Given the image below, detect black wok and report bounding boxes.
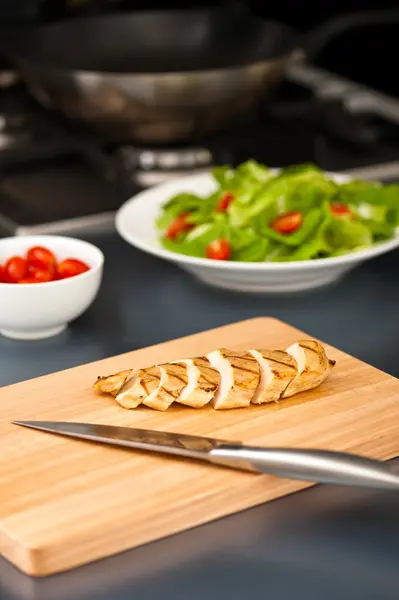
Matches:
[2,6,398,144]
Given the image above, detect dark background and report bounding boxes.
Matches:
[0,0,398,27]
[0,0,398,96]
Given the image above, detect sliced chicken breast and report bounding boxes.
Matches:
[115,368,158,409]
[207,348,260,409]
[249,349,297,404]
[93,369,134,397]
[144,362,189,411]
[116,363,189,411]
[174,357,220,408]
[282,340,335,398]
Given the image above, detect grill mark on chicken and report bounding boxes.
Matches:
[207,349,260,409]
[174,357,220,407]
[226,354,259,366]
[299,341,319,353]
[194,357,220,387]
[267,357,297,368]
[282,340,334,398]
[249,349,297,405]
[142,363,190,410]
[93,369,134,397]
[141,379,150,396]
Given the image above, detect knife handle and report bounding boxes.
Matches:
[209,445,399,491]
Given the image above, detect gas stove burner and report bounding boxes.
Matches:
[115,145,213,186]
[0,113,32,151]
[0,69,20,90]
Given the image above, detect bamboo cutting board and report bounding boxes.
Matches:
[1,317,399,577]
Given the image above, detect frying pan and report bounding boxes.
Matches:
[1,6,398,144]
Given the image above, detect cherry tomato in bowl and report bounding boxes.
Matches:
[0,245,91,285]
[4,256,27,283]
[27,246,56,269]
[57,258,90,279]
[0,235,104,340]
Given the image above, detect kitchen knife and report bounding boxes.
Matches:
[12,420,399,491]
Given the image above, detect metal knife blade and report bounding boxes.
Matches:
[12,420,233,460]
[12,420,399,490]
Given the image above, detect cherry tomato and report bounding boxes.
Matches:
[0,263,5,283]
[330,203,351,218]
[5,256,27,283]
[206,239,231,261]
[26,246,56,268]
[216,191,235,212]
[270,211,303,235]
[57,258,90,279]
[29,267,55,283]
[166,212,194,240]
[27,261,57,281]
[18,277,37,284]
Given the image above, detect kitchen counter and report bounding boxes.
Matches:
[1,232,398,600]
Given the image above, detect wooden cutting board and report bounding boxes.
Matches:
[1,317,399,577]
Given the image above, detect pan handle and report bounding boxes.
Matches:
[302,9,399,62]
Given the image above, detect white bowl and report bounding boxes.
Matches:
[0,235,104,340]
[115,171,399,294]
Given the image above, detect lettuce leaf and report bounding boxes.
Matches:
[326,219,373,251]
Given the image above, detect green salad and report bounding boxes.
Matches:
[156,161,399,262]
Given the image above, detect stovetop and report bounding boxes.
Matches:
[2,62,399,235]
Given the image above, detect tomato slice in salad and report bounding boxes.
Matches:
[330,203,351,218]
[270,211,303,235]
[206,239,231,260]
[216,191,235,212]
[166,212,194,240]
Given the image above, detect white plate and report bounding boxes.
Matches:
[115,171,399,293]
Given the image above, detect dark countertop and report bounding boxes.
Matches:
[1,232,399,600]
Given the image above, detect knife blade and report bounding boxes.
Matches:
[12,420,399,491]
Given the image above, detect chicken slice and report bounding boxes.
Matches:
[174,357,220,408]
[249,349,297,404]
[93,369,134,397]
[115,363,189,411]
[115,368,157,409]
[145,362,189,411]
[207,348,260,409]
[282,340,336,398]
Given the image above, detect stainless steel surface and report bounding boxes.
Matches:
[12,420,399,490]
[3,8,298,144]
[117,145,214,187]
[287,63,399,126]
[16,55,288,143]
[12,420,228,459]
[342,161,399,181]
[4,211,116,237]
[117,146,213,172]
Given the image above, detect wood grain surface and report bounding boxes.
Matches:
[1,317,398,577]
